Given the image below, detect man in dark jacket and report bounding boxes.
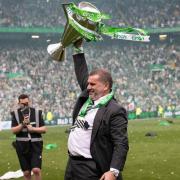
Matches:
[65,40,129,180]
[11,94,46,180]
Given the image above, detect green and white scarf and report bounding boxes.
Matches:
[79,91,114,118]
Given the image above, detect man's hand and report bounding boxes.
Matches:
[73,38,83,48]
[22,117,30,126]
[100,171,116,180]
[26,124,34,133]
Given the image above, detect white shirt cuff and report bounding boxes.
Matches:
[73,46,84,55]
[110,168,119,177]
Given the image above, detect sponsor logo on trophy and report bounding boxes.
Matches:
[47,2,150,62]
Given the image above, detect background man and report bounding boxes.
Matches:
[11,94,46,180]
[64,40,129,180]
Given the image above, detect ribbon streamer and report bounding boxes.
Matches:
[100,25,150,42]
[68,3,111,22]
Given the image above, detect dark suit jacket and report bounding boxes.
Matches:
[72,53,129,175]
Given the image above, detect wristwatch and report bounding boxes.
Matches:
[110,169,119,177]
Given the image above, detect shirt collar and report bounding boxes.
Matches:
[94,93,111,106]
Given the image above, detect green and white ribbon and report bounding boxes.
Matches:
[67,3,111,22]
[113,33,150,42]
[65,3,150,42]
[100,25,150,42]
[66,5,103,41]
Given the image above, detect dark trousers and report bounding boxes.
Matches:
[64,157,101,180]
[64,157,123,180]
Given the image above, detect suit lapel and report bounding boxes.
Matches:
[72,90,89,123]
[90,106,106,146]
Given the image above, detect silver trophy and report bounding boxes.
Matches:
[47,2,101,61]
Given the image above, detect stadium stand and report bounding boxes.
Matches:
[0,0,179,28]
[0,42,179,121]
[0,0,180,122]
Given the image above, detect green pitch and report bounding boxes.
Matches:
[0,118,180,180]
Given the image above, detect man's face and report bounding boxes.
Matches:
[87,74,109,101]
[19,98,29,108]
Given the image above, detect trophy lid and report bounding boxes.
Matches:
[78,2,100,13]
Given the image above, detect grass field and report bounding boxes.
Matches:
[1,118,180,180]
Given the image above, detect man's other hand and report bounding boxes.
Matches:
[100,171,116,180]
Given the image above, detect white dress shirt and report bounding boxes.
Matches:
[68,95,108,158]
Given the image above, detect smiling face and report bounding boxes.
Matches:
[87,74,109,101]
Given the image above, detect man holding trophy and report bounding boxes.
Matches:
[47,2,149,179]
[56,2,129,180]
[64,38,129,180]
[11,94,46,180]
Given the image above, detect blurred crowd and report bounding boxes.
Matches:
[113,0,180,28]
[0,42,179,121]
[0,0,180,28]
[0,0,64,27]
[0,0,180,121]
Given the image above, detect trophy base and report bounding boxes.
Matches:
[47,42,66,61]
